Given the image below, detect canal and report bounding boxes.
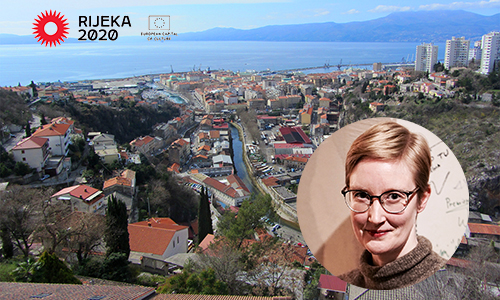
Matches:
[230,124,254,194]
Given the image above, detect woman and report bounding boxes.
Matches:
[338,121,447,290]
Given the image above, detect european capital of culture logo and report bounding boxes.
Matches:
[143,15,177,41]
[149,15,170,30]
[33,10,69,47]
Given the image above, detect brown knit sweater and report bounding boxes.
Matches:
[338,236,447,290]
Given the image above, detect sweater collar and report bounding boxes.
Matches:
[359,235,432,280]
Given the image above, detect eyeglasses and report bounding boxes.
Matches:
[341,187,419,214]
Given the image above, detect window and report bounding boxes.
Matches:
[21,150,25,154]
[22,157,26,161]
[177,236,179,243]
[173,240,175,248]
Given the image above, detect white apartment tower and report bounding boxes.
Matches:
[480,31,500,74]
[444,37,470,69]
[415,43,438,73]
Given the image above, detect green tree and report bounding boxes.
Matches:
[100,252,135,283]
[157,268,228,295]
[25,121,31,138]
[13,161,32,176]
[104,196,130,258]
[0,225,14,259]
[217,193,274,248]
[198,186,213,243]
[10,258,38,282]
[40,113,47,125]
[31,251,81,284]
[28,81,37,98]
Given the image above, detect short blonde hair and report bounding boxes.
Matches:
[345,121,431,200]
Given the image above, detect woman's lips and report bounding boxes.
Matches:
[366,230,390,238]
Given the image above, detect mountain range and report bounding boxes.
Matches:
[1,10,499,44]
[176,10,500,42]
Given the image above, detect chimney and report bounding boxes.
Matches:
[147,222,151,227]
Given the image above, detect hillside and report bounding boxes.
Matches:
[175,10,499,42]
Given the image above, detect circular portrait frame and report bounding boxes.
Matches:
[297,117,469,280]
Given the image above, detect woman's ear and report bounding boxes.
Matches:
[417,184,431,213]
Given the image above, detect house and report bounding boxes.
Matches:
[91,133,116,149]
[32,123,71,156]
[51,184,105,213]
[11,136,50,172]
[202,175,251,207]
[103,169,136,211]
[212,154,233,167]
[283,156,308,170]
[319,97,331,108]
[369,102,386,112]
[169,138,190,165]
[130,135,164,155]
[128,218,189,274]
[318,274,347,300]
[300,105,313,125]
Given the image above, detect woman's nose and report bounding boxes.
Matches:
[367,198,386,224]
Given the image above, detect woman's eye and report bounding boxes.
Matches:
[386,192,404,201]
[354,192,369,199]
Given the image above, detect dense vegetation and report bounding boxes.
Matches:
[61,102,180,144]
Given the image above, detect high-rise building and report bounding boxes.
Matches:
[415,43,438,73]
[444,37,470,69]
[469,40,482,64]
[480,31,500,74]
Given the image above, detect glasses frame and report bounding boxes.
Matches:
[341,187,419,214]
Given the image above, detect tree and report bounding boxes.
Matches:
[100,252,135,283]
[10,258,38,282]
[40,112,47,125]
[35,197,71,254]
[31,251,81,284]
[28,81,37,98]
[13,161,32,176]
[217,193,274,248]
[104,196,130,258]
[198,186,213,243]
[66,212,105,265]
[0,186,48,258]
[25,121,31,137]
[157,268,228,295]
[194,239,247,294]
[0,225,14,259]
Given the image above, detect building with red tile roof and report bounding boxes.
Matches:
[32,123,71,156]
[0,282,155,300]
[51,184,105,213]
[318,274,348,297]
[202,175,251,207]
[128,218,189,269]
[103,169,136,211]
[468,222,500,242]
[11,136,50,172]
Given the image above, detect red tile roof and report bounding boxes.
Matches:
[128,220,187,256]
[32,123,70,137]
[0,282,155,300]
[52,184,100,200]
[153,294,286,300]
[318,274,347,293]
[103,177,132,190]
[468,223,500,236]
[12,136,48,150]
[198,234,215,251]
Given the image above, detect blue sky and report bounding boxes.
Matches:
[2,0,500,37]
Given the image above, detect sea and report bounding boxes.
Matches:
[0,41,446,87]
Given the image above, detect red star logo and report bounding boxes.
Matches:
[33,10,69,47]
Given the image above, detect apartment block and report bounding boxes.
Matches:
[480,31,500,74]
[415,43,438,73]
[444,37,470,69]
